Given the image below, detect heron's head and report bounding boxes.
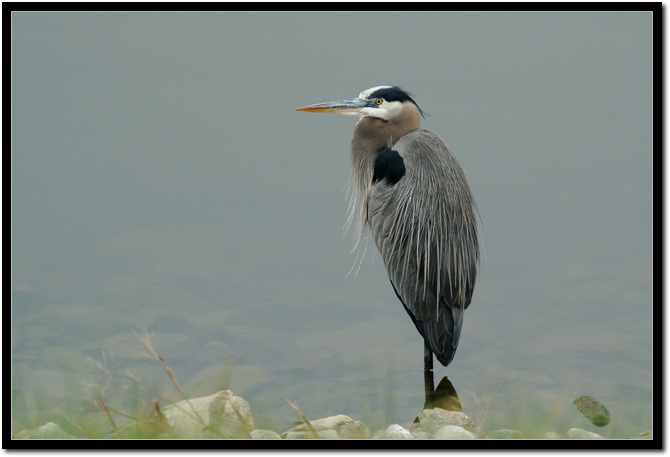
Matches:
[296,86,424,122]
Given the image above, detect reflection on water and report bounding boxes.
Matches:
[422,375,462,413]
[413,374,463,427]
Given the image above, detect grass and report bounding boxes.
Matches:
[13,331,309,439]
[11,332,651,440]
[13,331,212,439]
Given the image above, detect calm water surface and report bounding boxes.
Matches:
[11,11,653,437]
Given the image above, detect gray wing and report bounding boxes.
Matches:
[367,129,479,367]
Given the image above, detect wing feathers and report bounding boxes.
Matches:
[366,129,479,367]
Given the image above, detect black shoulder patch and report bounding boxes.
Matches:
[373,147,406,185]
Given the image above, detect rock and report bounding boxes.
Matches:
[15,422,75,439]
[413,431,431,440]
[544,431,562,439]
[487,428,523,439]
[281,414,369,439]
[566,428,604,439]
[637,431,653,439]
[432,425,475,440]
[250,429,281,439]
[284,429,340,439]
[417,408,478,435]
[372,424,414,439]
[161,390,254,438]
[573,395,610,427]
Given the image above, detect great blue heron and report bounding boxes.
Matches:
[297,86,480,376]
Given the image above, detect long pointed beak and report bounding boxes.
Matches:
[296,98,369,115]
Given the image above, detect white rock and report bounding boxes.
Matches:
[432,425,475,440]
[566,428,604,439]
[544,431,562,439]
[250,429,281,439]
[281,414,369,439]
[372,424,414,439]
[161,390,254,438]
[417,408,477,435]
[15,422,74,439]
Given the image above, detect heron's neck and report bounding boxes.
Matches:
[354,105,422,151]
[347,104,421,242]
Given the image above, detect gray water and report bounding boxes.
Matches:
[11,11,653,438]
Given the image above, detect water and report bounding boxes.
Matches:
[11,11,653,438]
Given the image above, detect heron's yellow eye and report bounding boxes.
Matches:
[375,98,383,105]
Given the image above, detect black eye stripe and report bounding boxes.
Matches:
[366,86,423,117]
[368,87,413,103]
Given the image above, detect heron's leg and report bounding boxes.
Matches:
[423,341,434,405]
[424,340,433,372]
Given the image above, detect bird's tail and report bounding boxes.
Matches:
[431,306,464,367]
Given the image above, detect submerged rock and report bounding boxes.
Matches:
[573,395,610,427]
[284,429,340,439]
[487,429,523,439]
[281,414,370,439]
